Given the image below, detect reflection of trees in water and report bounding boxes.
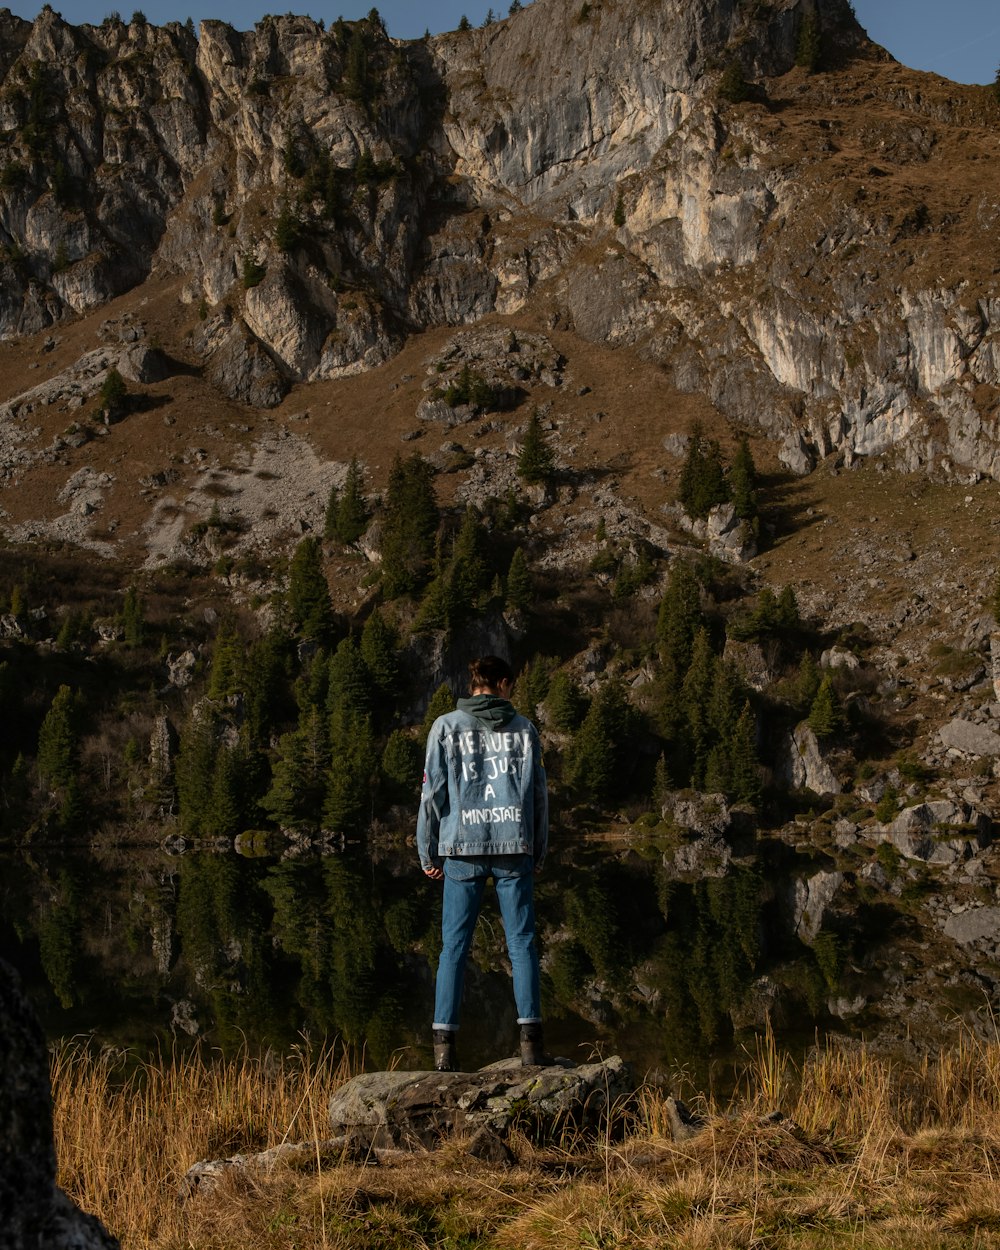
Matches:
[5,846,774,1070]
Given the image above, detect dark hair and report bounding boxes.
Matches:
[468,655,513,692]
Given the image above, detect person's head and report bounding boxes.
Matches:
[468,655,514,697]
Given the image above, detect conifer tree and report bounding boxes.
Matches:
[505,546,533,613]
[344,26,370,102]
[380,454,439,598]
[287,537,335,644]
[546,670,587,732]
[729,702,762,807]
[728,435,759,529]
[568,680,636,805]
[718,59,750,104]
[678,423,729,519]
[208,625,243,701]
[360,609,400,702]
[422,683,455,735]
[326,457,370,544]
[121,584,144,647]
[681,628,715,788]
[709,657,743,736]
[808,674,843,739]
[261,706,328,830]
[175,702,221,835]
[380,729,422,801]
[324,707,377,831]
[205,744,247,837]
[37,685,81,789]
[518,408,555,485]
[512,655,550,725]
[776,584,801,631]
[795,650,821,712]
[327,635,373,717]
[449,507,490,608]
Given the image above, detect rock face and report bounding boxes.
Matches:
[779,723,844,796]
[1,1,999,477]
[326,1055,633,1150]
[0,959,119,1250]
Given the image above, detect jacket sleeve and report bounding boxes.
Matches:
[416,721,449,871]
[531,728,549,869]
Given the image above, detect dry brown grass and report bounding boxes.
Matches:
[52,1026,1000,1250]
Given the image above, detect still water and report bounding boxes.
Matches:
[0,831,796,1080]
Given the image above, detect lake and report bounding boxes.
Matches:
[0,829,810,1084]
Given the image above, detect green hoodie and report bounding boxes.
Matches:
[455,694,517,730]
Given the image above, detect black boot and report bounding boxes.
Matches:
[519,1023,550,1067]
[433,1029,457,1072]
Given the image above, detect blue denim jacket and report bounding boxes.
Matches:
[416,707,548,870]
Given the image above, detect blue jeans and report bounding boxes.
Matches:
[433,855,541,1031]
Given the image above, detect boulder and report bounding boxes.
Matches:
[326,1055,633,1151]
[939,718,1000,757]
[943,907,1000,954]
[0,959,119,1250]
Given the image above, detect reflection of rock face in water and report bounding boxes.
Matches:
[0,959,119,1250]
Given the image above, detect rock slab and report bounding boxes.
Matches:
[327,1055,633,1150]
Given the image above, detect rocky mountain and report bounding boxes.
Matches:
[0,0,997,479]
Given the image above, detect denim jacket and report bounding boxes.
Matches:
[416,705,548,871]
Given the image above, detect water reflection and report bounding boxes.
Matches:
[0,833,813,1078]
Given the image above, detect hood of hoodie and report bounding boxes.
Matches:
[456,694,518,729]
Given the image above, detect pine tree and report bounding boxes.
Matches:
[808,674,843,739]
[728,435,759,527]
[681,628,715,788]
[568,680,636,805]
[718,59,750,104]
[380,729,422,801]
[512,655,550,724]
[795,651,821,712]
[449,507,491,609]
[37,685,81,789]
[518,408,555,485]
[656,561,703,679]
[344,26,370,103]
[175,702,221,835]
[121,584,144,647]
[458,14,471,31]
[729,702,762,807]
[546,670,587,732]
[327,457,370,544]
[380,454,439,598]
[287,537,335,644]
[327,635,373,717]
[776,584,801,631]
[360,609,400,702]
[678,423,729,519]
[422,683,455,735]
[261,706,328,830]
[97,367,128,421]
[208,625,243,700]
[324,707,377,831]
[502,547,531,614]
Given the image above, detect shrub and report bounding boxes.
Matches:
[718,59,751,104]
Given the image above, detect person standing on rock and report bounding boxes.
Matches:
[417,655,549,1072]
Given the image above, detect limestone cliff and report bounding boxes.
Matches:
[0,0,998,478]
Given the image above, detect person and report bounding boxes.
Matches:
[417,655,549,1072]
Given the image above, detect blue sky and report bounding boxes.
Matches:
[8,0,999,86]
